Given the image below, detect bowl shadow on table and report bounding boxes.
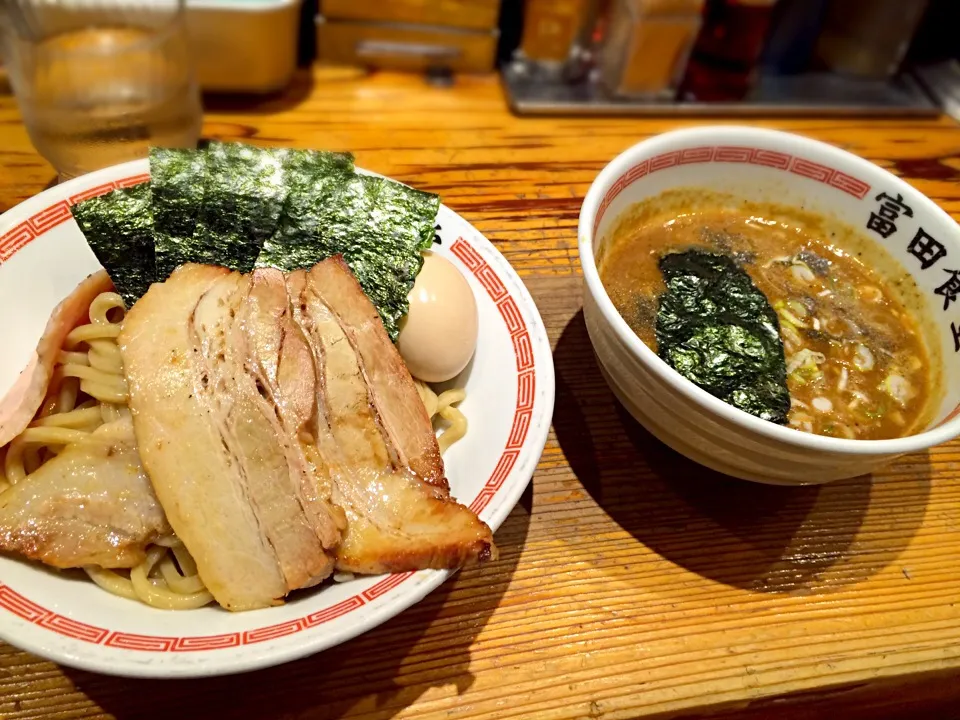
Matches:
[64,491,531,720]
[553,310,931,595]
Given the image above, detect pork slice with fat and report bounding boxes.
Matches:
[120,264,288,610]
[305,257,447,490]
[192,271,338,591]
[0,270,114,447]
[0,417,170,569]
[291,260,495,575]
[243,268,345,551]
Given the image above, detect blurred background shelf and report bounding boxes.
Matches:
[502,61,941,117]
[23,0,948,117]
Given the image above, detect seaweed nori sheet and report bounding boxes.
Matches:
[351,177,440,340]
[256,148,355,270]
[70,183,155,307]
[257,171,439,340]
[656,250,791,424]
[72,142,440,337]
[150,147,206,279]
[191,142,289,273]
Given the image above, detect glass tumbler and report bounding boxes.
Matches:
[1,0,202,180]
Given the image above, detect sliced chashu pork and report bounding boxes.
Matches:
[0,416,170,568]
[0,270,113,447]
[289,258,495,574]
[192,270,339,588]
[241,268,346,547]
[120,264,340,611]
[305,258,447,490]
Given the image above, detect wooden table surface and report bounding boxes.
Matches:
[2,68,960,720]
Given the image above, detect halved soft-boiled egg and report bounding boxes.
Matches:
[397,252,478,383]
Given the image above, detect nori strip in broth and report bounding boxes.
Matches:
[71,183,155,308]
[150,147,206,278]
[191,142,288,272]
[656,250,791,424]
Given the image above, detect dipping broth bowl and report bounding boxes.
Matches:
[578,126,960,485]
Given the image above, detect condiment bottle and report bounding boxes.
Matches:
[760,0,829,75]
[518,0,595,63]
[815,0,929,80]
[680,0,780,101]
[599,0,706,98]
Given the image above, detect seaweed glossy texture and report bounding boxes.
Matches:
[656,250,790,424]
[79,143,439,337]
[70,183,155,307]
[150,148,206,279]
[258,170,439,340]
[192,142,288,272]
[256,149,355,270]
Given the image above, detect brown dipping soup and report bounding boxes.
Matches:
[599,191,938,440]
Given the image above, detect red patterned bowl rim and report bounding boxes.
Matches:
[0,166,550,667]
[578,125,960,455]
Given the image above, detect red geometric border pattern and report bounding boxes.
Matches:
[592,145,873,238]
[0,181,534,651]
[68,181,119,206]
[451,235,533,502]
[0,180,131,262]
[117,173,150,189]
[593,146,960,432]
[0,223,34,262]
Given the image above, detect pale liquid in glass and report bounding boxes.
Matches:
[19,26,201,179]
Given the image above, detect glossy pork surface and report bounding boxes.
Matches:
[0,417,170,569]
[120,258,493,611]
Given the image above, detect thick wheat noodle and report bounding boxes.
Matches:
[100,403,123,424]
[64,323,120,346]
[84,565,139,601]
[62,362,126,388]
[0,291,214,609]
[86,550,214,609]
[87,341,123,373]
[172,544,198,576]
[437,403,468,452]
[159,556,207,594]
[78,380,128,404]
[84,537,213,610]
[54,377,79,418]
[32,406,102,429]
[1,291,470,610]
[128,546,214,610]
[415,381,468,453]
[22,446,41,477]
[57,351,89,366]
[13,426,93,446]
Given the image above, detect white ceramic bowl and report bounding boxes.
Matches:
[579,126,960,485]
[0,159,555,677]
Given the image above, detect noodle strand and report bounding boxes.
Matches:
[2,291,470,612]
[3,292,216,610]
[415,381,468,453]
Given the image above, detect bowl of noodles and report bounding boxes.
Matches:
[0,154,554,677]
[580,126,960,485]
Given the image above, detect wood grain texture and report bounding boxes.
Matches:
[2,68,960,720]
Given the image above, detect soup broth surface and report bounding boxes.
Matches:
[599,191,937,440]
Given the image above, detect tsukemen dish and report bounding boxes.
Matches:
[599,189,940,441]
